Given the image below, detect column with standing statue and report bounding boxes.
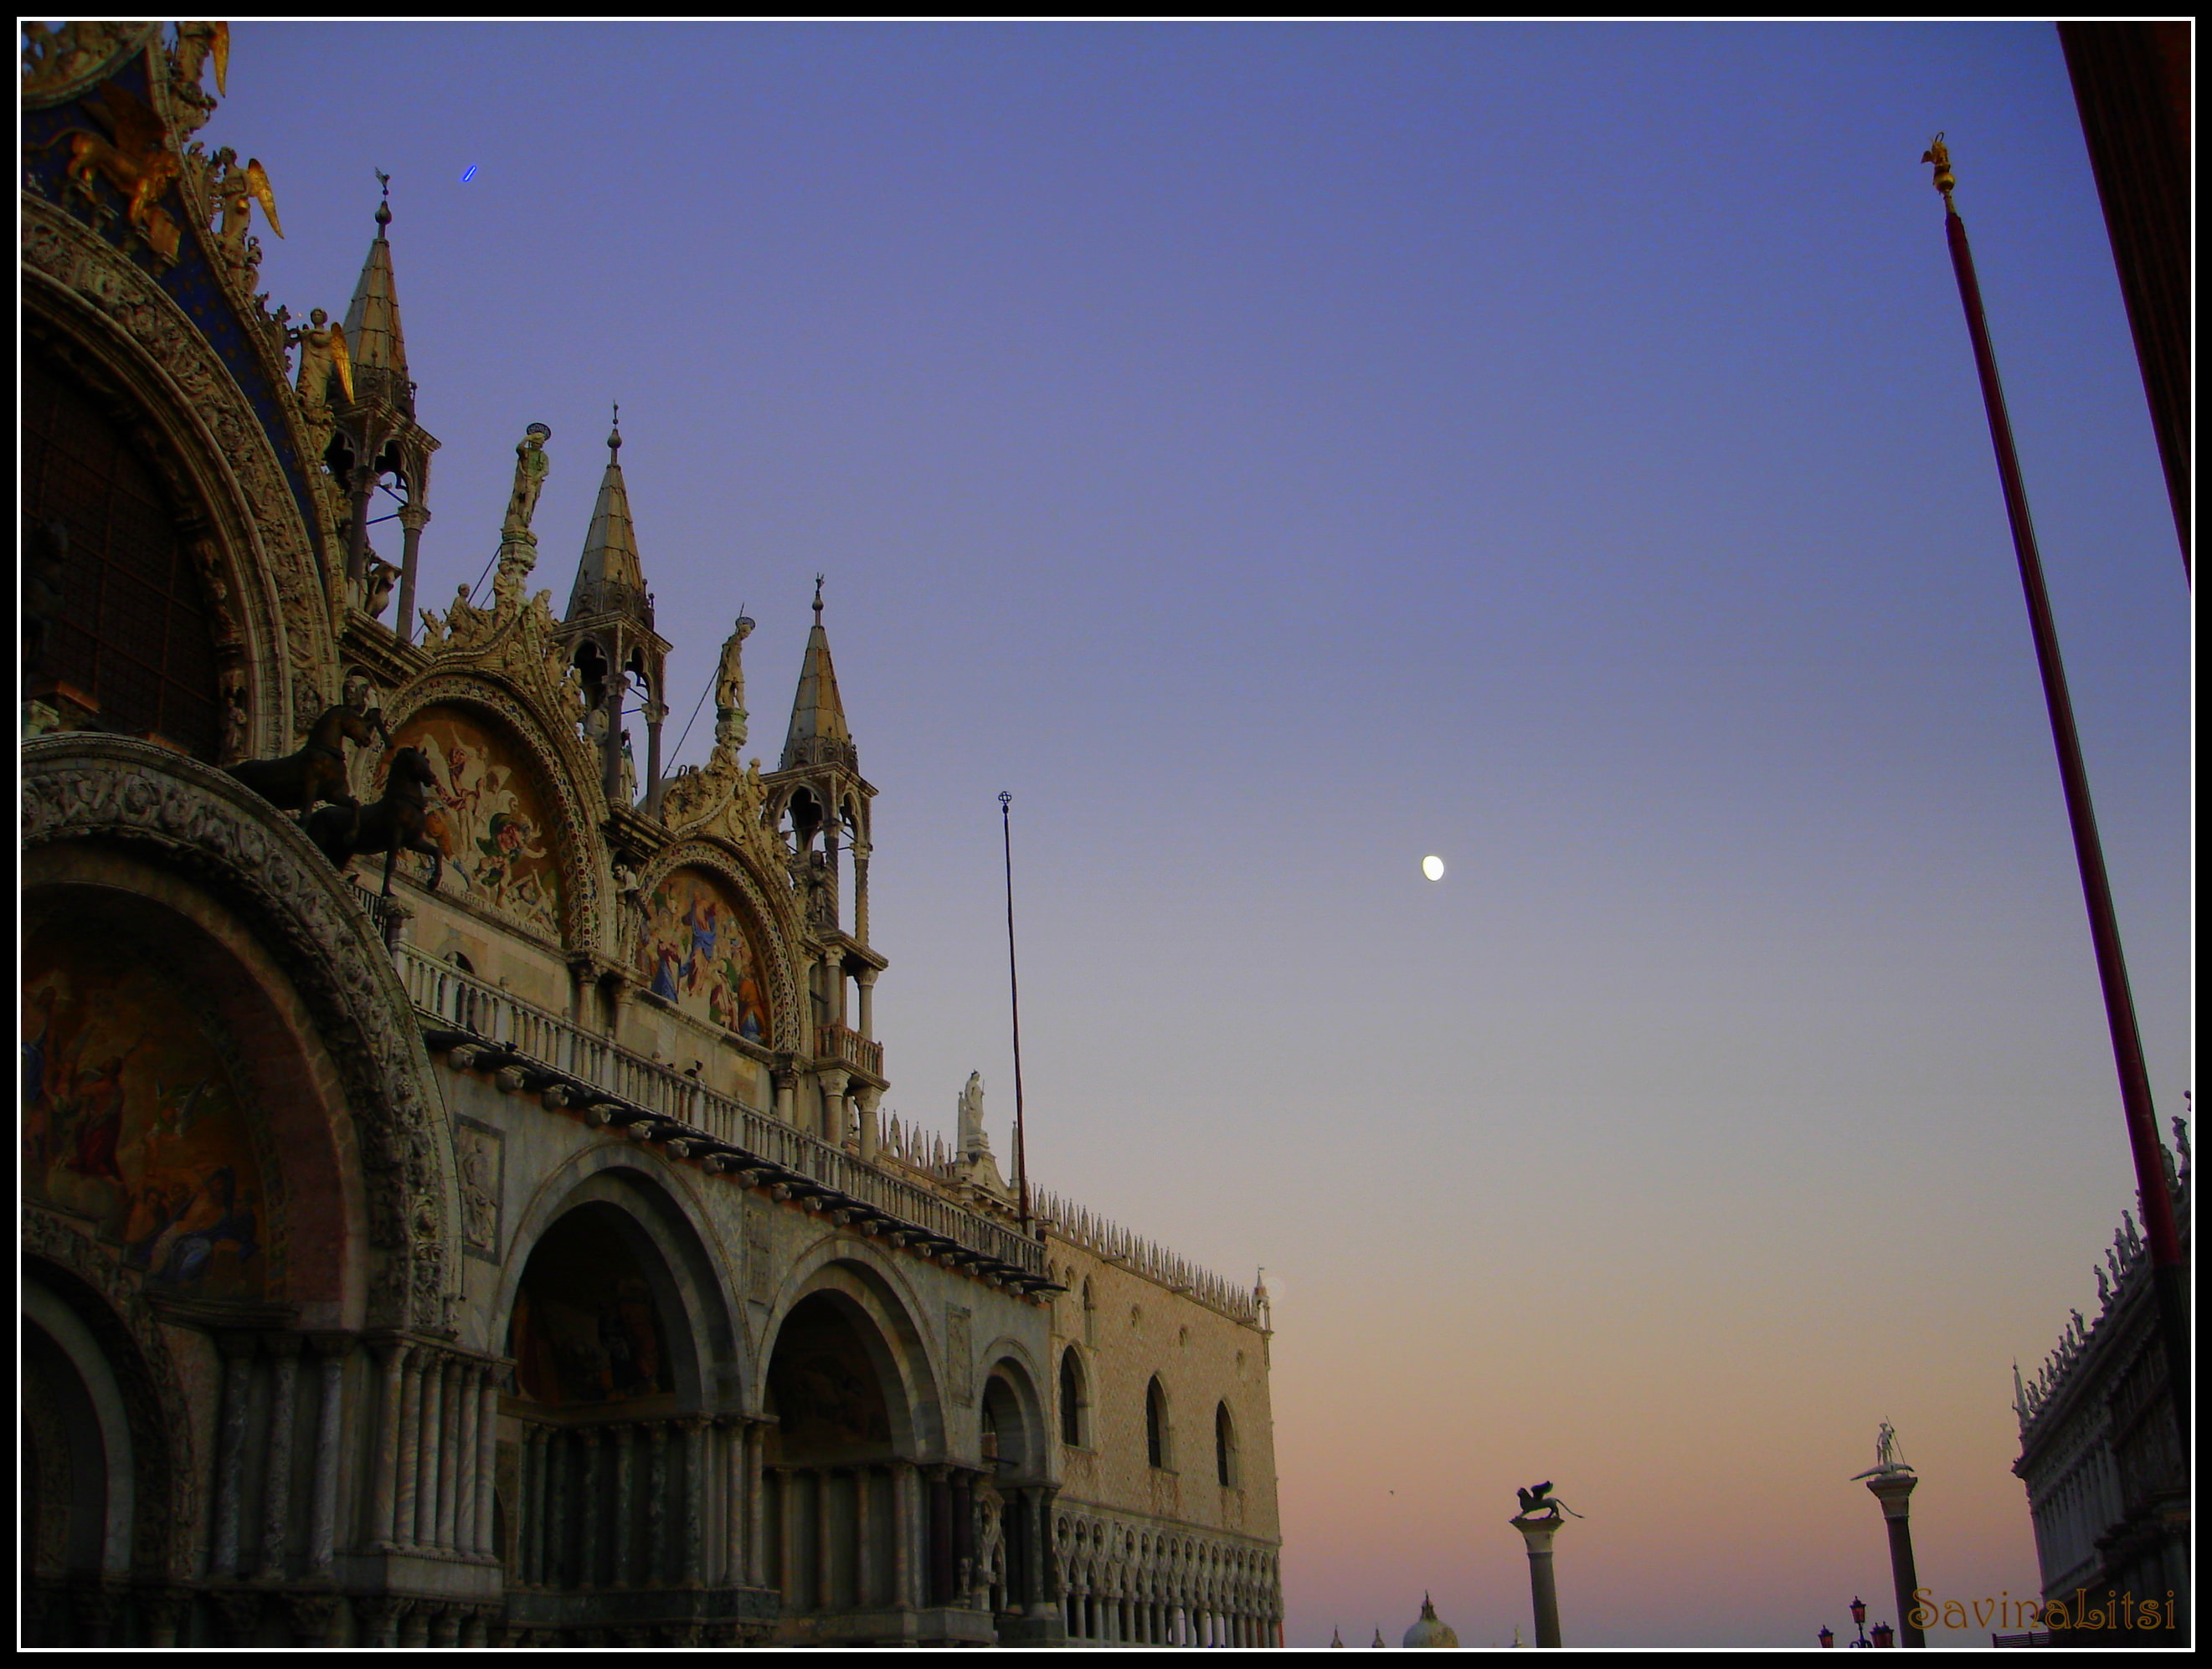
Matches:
[1852,1421,1926,1648]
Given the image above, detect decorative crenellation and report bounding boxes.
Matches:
[1034,1190,1259,1327]
[2014,1116,2189,1433]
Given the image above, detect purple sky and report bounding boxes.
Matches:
[219,23,2187,1646]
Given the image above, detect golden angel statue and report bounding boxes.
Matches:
[289,308,354,411]
[213,149,283,263]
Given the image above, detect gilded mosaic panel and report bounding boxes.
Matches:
[388,704,565,941]
[22,925,271,1301]
[635,865,769,1043]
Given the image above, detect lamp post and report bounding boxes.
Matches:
[1820,1597,1882,1649]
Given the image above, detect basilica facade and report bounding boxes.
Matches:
[22,23,1281,1646]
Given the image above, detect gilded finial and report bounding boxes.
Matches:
[1921,132,1955,205]
[374,167,391,229]
[609,401,621,454]
[812,573,826,619]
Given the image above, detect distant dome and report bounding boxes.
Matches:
[1403,1595,1459,1648]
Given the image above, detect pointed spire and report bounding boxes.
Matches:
[781,573,856,770]
[567,407,651,623]
[342,172,409,403]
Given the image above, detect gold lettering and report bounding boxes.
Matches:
[1908,1589,1937,1630]
[1942,1600,1968,1630]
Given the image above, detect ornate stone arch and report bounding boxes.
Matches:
[631,839,804,1053]
[23,1222,198,1583]
[23,195,337,750]
[22,735,457,1334]
[760,1244,948,1456]
[379,671,611,959]
[492,1152,746,1407]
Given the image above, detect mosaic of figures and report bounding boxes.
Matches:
[635,865,769,1044]
[387,704,565,941]
[507,1214,672,1407]
[23,927,269,1301]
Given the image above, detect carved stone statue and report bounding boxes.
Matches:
[360,556,399,619]
[503,423,553,536]
[1875,1420,1899,1469]
[715,614,755,715]
[171,20,229,100]
[288,307,352,411]
[959,1071,990,1160]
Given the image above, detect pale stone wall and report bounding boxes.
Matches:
[1043,1230,1282,1641]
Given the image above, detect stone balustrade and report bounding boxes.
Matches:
[396,944,1043,1281]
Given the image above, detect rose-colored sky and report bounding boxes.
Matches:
[219,22,2187,1645]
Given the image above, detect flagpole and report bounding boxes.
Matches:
[1922,136,2188,1451]
[1001,791,1032,1234]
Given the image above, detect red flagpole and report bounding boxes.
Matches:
[1922,136,2187,1453]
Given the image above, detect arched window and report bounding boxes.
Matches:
[1215,1401,1237,1487]
[1145,1376,1169,1470]
[1059,1347,1086,1447]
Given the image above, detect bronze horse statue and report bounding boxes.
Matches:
[303,746,443,896]
[228,699,388,817]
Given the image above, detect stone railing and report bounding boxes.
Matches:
[817,1022,883,1080]
[398,947,1042,1279]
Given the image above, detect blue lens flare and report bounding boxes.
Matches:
[460,164,479,182]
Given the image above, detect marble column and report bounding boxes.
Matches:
[546,1430,571,1589]
[745,1425,769,1589]
[773,1468,796,1606]
[414,1352,446,1549]
[682,1417,707,1587]
[455,1363,481,1556]
[257,1334,303,1579]
[516,1425,539,1588]
[646,1421,671,1584]
[815,1468,836,1612]
[209,1331,257,1579]
[476,1372,502,1559]
[721,1418,745,1589]
[613,1425,636,1586]
[307,1336,351,1573]
[394,1348,427,1550]
[1021,1485,1055,1617]
[1511,1511,1566,1648]
[949,1472,975,1608]
[373,1342,413,1550]
[927,1466,953,1606]
[579,1430,604,1588]
[890,1460,917,1609]
[436,1358,465,1552]
[855,1464,875,1609]
[394,500,430,643]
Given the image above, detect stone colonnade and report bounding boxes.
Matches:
[759,1461,1057,1626]
[512,1413,767,1592]
[192,1331,505,1646]
[1056,1510,1282,1647]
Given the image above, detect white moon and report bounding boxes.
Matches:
[1422,855,1445,881]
